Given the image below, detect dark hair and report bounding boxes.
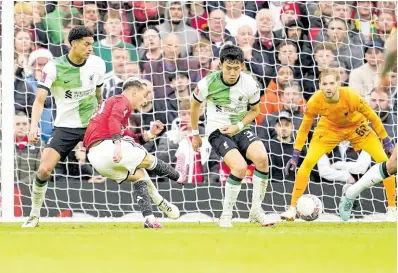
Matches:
[219,44,244,64]
[122,79,146,91]
[282,80,302,93]
[277,40,297,52]
[328,17,347,29]
[68,26,94,45]
[15,110,27,117]
[169,71,189,82]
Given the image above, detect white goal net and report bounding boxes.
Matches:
[1,1,397,222]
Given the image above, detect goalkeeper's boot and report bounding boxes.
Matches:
[21,216,39,228]
[387,207,397,222]
[249,210,275,227]
[280,206,296,221]
[219,212,233,228]
[157,198,180,220]
[339,196,354,221]
[144,216,163,229]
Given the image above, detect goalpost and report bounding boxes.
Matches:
[0,1,394,223]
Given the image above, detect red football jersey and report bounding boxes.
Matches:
[83,95,144,150]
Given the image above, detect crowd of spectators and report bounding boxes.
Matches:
[7,1,397,188]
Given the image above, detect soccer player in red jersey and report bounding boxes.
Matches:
[83,78,185,228]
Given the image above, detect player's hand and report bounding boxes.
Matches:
[113,142,122,163]
[192,135,202,152]
[284,149,300,175]
[150,120,164,136]
[220,125,239,137]
[28,124,41,144]
[382,137,395,155]
[347,174,356,184]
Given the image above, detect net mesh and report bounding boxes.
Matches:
[5,1,398,220]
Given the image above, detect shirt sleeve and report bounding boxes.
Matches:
[37,61,56,92]
[248,80,261,106]
[192,78,208,103]
[333,151,372,175]
[352,90,389,139]
[317,154,351,182]
[108,98,129,136]
[96,59,106,88]
[294,95,319,151]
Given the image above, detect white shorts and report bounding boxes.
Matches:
[87,139,147,183]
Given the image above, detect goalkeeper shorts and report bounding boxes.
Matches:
[87,139,147,183]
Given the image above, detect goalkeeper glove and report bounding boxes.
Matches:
[284,149,300,175]
[382,137,395,155]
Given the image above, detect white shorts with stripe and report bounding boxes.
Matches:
[87,137,147,183]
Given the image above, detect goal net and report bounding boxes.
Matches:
[1,1,397,222]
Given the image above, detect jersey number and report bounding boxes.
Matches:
[355,124,369,137]
[244,130,256,142]
[91,101,106,119]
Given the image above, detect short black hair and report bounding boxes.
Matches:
[169,72,189,82]
[122,78,146,91]
[219,44,244,64]
[68,26,94,45]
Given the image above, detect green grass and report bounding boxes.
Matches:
[0,222,396,273]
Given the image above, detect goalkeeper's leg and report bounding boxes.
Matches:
[245,140,274,227]
[22,148,61,228]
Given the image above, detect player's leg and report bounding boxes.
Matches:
[386,147,397,175]
[281,128,339,221]
[138,152,186,184]
[239,130,274,226]
[22,128,82,228]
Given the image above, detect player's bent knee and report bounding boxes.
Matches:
[251,155,269,170]
[137,154,153,169]
[387,159,397,176]
[230,163,248,178]
[37,164,54,180]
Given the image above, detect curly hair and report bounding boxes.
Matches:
[68,26,94,45]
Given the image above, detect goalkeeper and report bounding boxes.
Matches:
[339,30,397,221]
[281,68,396,221]
[191,44,274,228]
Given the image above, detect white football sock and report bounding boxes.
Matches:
[144,170,163,205]
[221,182,242,217]
[251,172,269,212]
[346,163,384,200]
[30,181,48,217]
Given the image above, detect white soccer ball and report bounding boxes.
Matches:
[296,194,323,221]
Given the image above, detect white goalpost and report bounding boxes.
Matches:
[0,1,395,223]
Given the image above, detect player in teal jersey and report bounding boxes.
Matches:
[191,44,275,227]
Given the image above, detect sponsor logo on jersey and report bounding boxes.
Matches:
[65,90,72,99]
[40,72,47,83]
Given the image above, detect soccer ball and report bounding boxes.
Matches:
[296,194,323,221]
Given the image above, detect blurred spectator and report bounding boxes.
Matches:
[207,1,258,19]
[369,88,397,142]
[258,65,295,122]
[82,2,105,42]
[156,100,217,183]
[309,1,333,29]
[201,9,235,58]
[317,141,371,184]
[275,2,302,36]
[14,29,33,70]
[102,45,133,99]
[224,1,257,37]
[24,49,54,141]
[187,1,208,32]
[315,18,363,70]
[169,72,192,101]
[61,142,104,182]
[329,60,349,87]
[276,41,305,78]
[14,56,35,117]
[258,82,306,140]
[235,25,264,79]
[138,26,162,66]
[386,69,397,113]
[375,1,397,16]
[14,2,47,47]
[302,43,336,100]
[349,41,384,100]
[157,1,200,57]
[115,1,144,45]
[41,1,80,44]
[372,11,396,43]
[143,33,200,100]
[253,9,277,85]
[14,111,40,184]
[264,111,304,183]
[94,10,138,73]
[48,14,80,57]
[352,1,377,43]
[192,38,212,79]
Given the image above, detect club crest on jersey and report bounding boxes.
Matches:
[89,74,94,85]
[303,104,307,113]
[194,87,199,95]
[40,72,47,83]
[238,95,244,101]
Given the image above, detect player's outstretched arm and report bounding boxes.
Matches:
[28,88,48,144]
[191,98,202,152]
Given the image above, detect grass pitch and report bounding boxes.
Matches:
[0,222,395,273]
